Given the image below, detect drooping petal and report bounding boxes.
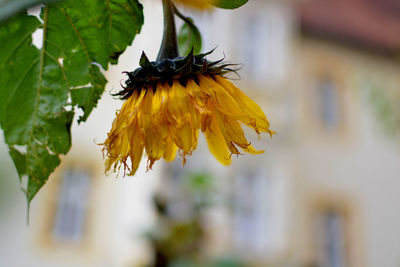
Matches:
[128,118,144,175]
[198,75,244,117]
[198,75,268,156]
[215,111,249,149]
[214,75,273,134]
[163,81,199,155]
[242,144,264,155]
[163,137,178,162]
[213,110,240,155]
[103,90,147,174]
[186,78,209,114]
[214,110,264,154]
[203,113,231,166]
[139,88,167,168]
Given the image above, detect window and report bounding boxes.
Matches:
[232,167,286,255]
[317,77,341,131]
[315,209,348,267]
[240,15,270,83]
[236,4,290,86]
[52,168,92,244]
[233,169,266,252]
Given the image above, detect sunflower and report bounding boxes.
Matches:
[103,52,273,175]
[102,0,273,175]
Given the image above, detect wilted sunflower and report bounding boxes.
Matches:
[102,0,273,175]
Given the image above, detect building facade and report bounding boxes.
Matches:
[1,0,400,266]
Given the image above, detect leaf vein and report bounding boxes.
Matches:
[43,50,70,88]
[55,4,96,116]
[0,25,38,72]
[5,58,39,111]
[27,6,49,176]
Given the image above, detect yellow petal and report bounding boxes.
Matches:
[214,111,249,149]
[186,79,209,113]
[139,89,166,168]
[164,81,199,154]
[163,138,178,162]
[242,145,264,155]
[214,75,272,133]
[129,119,144,175]
[204,112,231,166]
[198,75,243,117]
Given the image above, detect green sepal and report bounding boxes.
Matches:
[117,50,239,99]
[139,51,152,69]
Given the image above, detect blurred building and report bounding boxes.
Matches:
[1,0,400,267]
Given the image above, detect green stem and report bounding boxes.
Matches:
[173,4,194,28]
[157,0,179,60]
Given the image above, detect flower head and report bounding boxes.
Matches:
[103,51,273,175]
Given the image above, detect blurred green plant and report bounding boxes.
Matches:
[144,171,248,267]
[368,84,400,138]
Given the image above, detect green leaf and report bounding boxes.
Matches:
[8,147,27,181]
[213,0,248,9]
[178,17,202,56]
[0,0,143,204]
[0,0,60,22]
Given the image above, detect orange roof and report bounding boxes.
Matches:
[299,0,400,54]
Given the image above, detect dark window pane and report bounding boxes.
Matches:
[52,168,91,244]
[318,78,341,130]
[316,210,347,267]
